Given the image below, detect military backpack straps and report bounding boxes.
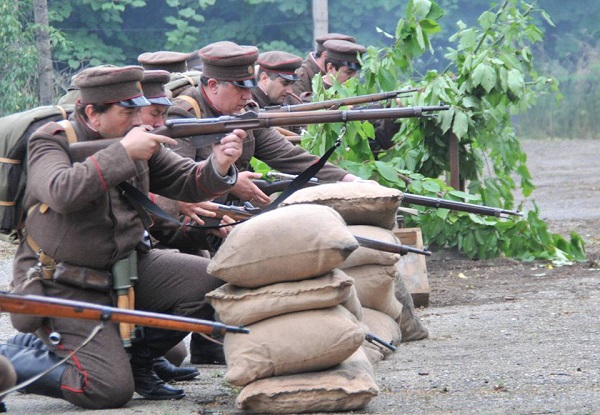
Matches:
[0,105,74,243]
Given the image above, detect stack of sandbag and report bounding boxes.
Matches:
[280,182,429,362]
[206,204,379,414]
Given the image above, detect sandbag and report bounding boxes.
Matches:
[207,204,358,288]
[280,182,402,230]
[235,347,379,414]
[206,269,355,326]
[362,307,402,359]
[224,306,364,386]
[341,225,402,268]
[395,271,429,342]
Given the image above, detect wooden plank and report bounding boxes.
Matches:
[394,228,430,307]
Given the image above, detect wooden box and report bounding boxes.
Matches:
[394,227,430,307]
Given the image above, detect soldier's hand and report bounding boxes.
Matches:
[178,201,219,226]
[121,126,178,160]
[209,215,236,239]
[212,129,246,176]
[231,171,271,205]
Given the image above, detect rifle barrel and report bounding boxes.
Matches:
[353,235,431,256]
[401,193,523,217]
[0,291,249,335]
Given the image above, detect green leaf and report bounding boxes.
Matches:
[452,109,469,139]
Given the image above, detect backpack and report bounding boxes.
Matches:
[0,104,74,244]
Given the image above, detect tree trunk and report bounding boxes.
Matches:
[34,0,53,105]
[312,0,328,48]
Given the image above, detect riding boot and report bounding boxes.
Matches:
[189,332,225,365]
[152,357,198,382]
[0,340,67,399]
[128,327,188,400]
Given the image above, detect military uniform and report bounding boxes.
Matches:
[138,51,189,73]
[1,65,237,409]
[293,33,356,98]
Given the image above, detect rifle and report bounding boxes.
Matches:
[252,177,523,218]
[262,88,421,112]
[209,202,431,257]
[0,291,249,335]
[68,105,449,162]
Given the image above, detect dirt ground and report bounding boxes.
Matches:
[1,138,599,414]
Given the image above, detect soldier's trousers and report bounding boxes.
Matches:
[31,248,224,409]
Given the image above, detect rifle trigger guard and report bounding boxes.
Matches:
[100,308,112,322]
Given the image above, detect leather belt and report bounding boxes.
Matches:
[26,234,57,279]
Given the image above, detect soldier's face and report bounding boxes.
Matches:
[140,104,168,128]
[212,81,253,115]
[88,105,143,138]
[264,77,295,105]
[332,66,358,84]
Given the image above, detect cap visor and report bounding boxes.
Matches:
[231,79,258,88]
[118,96,151,108]
[147,96,173,106]
[343,61,362,71]
[279,73,300,81]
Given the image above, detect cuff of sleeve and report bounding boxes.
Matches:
[210,157,238,185]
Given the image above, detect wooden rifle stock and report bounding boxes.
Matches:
[68,105,449,162]
[262,88,421,112]
[0,291,249,335]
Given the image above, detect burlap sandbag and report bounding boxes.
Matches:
[342,264,403,321]
[341,284,363,321]
[341,225,402,268]
[235,347,379,414]
[224,306,364,386]
[395,272,429,342]
[360,321,384,365]
[207,204,358,288]
[279,182,402,230]
[362,307,402,359]
[206,269,355,326]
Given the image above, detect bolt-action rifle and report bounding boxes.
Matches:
[262,88,421,112]
[68,105,449,162]
[252,175,523,218]
[0,291,249,335]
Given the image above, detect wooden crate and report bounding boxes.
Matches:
[394,227,430,307]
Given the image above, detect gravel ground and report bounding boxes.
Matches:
[1,138,599,414]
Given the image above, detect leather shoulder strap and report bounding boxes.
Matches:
[177,95,202,118]
[56,120,78,144]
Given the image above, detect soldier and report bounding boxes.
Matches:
[137,51,189,73]
[293,32,356,99]
[0,65,245,408]
[252,50,303,108]
[167,40,365,364]
[0,355,16,413]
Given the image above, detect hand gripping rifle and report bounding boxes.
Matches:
[68,105,449,162]
[262,88,421,112]
[0,290,249,335]
[253,175,523,218]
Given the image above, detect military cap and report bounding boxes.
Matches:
[199,41,259,88]
[137,51,188,73]
[186,50,203,71]
[315,33,356,53]
[323,39,367,71]
[141,70,172,106]
[73,65,150,108]
[257,51,302,81]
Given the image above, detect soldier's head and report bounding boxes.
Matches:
[256,51,302,105]
[140,70,172,128]
[73,65,150,138]
[314,33,356,70]
[137,50,188,73]
[198,41,259,115]
[322,39,366,85]
[186,50,203,71]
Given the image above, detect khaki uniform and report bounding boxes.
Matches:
[292,52,323,98]
[168,86,349,184]
[10,113,235,408]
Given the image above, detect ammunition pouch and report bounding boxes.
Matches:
[52,262,113,293]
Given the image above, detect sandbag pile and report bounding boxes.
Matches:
[206,204,379,414]
[281,182,429,363]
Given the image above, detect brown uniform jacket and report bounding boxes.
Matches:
[14,114,236,280]
[292,52,323,98]
[168,85,349,182]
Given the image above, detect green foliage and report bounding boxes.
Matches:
[0,2,39,115]
[302,0,586,262]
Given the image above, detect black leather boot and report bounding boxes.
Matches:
[152,357,198,382]
[189,333,225,365]
[0,338,67,399]
[128,327,188,400]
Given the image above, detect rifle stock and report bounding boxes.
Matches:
[0,291,249,335]
[68,105,449,162]
[263,88,421,112]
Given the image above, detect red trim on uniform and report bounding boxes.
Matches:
[149,193,157,203]
[90,156,108,191]
[194,165,221,199]
[41,324,89,393]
